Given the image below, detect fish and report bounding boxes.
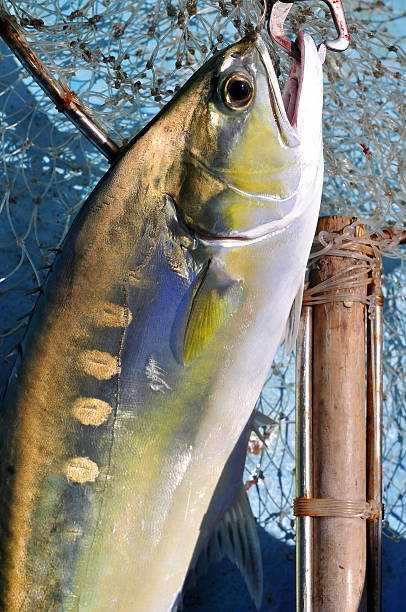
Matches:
[0,30,324,611]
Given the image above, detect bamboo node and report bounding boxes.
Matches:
[293,498,383,521]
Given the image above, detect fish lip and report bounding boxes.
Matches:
[254,35,300,148]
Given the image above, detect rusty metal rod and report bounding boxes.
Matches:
[366,285,384,612]
[295,305,314,612]
[0,7,120,162]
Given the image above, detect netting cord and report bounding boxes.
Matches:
[301,219,403,314]
[0,6,120,161]
[294,497,384,521]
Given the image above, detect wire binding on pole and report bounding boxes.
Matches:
[300,218,402,313]
[294,498,383,520]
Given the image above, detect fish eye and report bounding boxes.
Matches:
[221,73,254,110]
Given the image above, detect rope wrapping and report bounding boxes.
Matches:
[294,497,383,521]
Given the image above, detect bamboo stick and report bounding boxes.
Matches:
[310,216,368,611]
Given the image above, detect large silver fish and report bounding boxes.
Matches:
[0,31,324,611]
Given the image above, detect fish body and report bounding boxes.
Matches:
[0,32,324,611]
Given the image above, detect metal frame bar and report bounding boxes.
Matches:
[0,7,120,161]
[366,286,384,612]
[295,305,313,612]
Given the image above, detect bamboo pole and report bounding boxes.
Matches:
[310,216,368,611]
[295,218,401,611]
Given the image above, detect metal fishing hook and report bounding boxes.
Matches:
[268,0,350,60]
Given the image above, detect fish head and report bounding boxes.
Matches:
[176,32,323,241]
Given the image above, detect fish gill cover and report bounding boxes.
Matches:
[0,0,405,604]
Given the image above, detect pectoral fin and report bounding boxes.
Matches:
[183,258,243,365]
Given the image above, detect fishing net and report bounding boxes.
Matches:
[0,0,405,603]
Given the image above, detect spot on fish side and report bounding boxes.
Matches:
[72,397,112,426]
[65,457,99,483]
[79,349,120,380]
[100,302,133,328]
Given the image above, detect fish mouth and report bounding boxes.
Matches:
[280,32,308,128]
[254,33,306,146]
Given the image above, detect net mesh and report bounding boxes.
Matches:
[0,0,405,568]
